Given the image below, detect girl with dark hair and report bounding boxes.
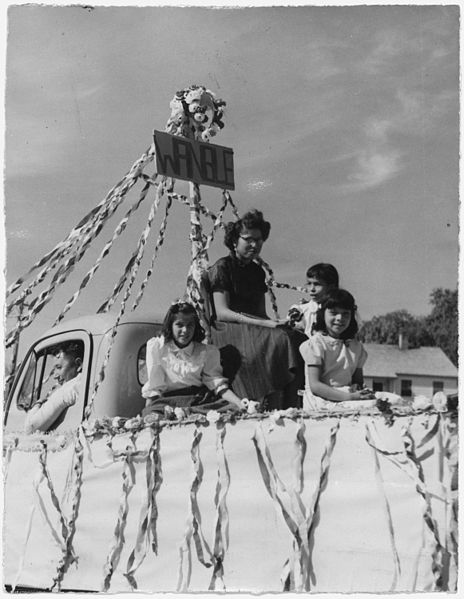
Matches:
[299,289,375,410]
[142,300,244,412]
[207,209,305,408]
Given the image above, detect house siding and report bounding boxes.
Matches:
[364,374,457,398]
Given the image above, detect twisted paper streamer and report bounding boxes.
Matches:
[131,191,173,311]
[401,425,447,591]
[52,428,85,591]
[54,176,155,326]
[365,423,401,591]
[208,423,231,591]
[256,257,280,320]
[102,441,137,592]
[85,192,161,420]
[177,426,213,592]
[97,182,163,314]
[124,428,163,589]
[364,419,446,591]
[253,419,339,591]
[6,145,155,347]
[38,441,72,556]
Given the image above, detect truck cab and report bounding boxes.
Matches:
[4,313,164,433]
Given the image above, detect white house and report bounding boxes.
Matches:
[363,342,458,399]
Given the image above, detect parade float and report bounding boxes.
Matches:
[3,87,458,593]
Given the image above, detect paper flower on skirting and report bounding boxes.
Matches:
[206,410,221,424]
[412,395,432,410]
[174,407,187,421]
[166,85,226,141]
[375,391,402,405]
[143,412,160,425]
[432,391,448,412]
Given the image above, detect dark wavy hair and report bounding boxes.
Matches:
[57,341,84,362]
[306,263,339,288]
[313,288,359,340]
[223,209,271,252]
[162,301,206,343]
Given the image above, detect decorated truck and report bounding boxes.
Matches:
[3,87,458,593]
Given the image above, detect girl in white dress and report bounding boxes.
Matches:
[142,300,244,413]
[299,289,375,411]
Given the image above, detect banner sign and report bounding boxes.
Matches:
[154,130,235,190]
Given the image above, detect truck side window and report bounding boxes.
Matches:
[16,351,38,412]
[137,344,147,386]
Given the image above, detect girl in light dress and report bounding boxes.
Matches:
[142,300,244,413]
[299,288,376,411]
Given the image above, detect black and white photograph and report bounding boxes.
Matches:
[2,1,459,595]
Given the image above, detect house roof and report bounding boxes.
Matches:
[363,343,458,379]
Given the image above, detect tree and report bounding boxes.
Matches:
[425,288,458,366]
[358,309,433,348]
[359,288,457,366]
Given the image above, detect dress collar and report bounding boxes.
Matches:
[172,341,195,356]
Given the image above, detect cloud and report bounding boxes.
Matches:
[247,179,273,192]
[348,150,402,189]
[8,229,31,239]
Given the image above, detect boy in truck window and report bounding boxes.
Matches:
[24,341,84,434]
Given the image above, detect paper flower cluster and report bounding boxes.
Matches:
[166,85,226,142]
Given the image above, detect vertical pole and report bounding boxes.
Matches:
[186,180,210,337]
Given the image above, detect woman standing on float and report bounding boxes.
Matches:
[207,209,305,409]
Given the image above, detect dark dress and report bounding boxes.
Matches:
[207,254,305,408]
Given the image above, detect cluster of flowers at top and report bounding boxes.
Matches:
[166,85,226,142]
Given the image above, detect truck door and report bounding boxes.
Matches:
[4,332,91,433]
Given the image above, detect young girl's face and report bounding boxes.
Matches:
[172,313,196,348]
[306,277,329,302]
[324,306,352,338]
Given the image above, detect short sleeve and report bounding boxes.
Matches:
[358,343,368,369]
[299,336,324,366]
[141,337,167,399]
[201,344,229,394]
[208,258,232,293]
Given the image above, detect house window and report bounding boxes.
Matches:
[401,379,412,397]
[433,380,444,395]
[372,381,384,392]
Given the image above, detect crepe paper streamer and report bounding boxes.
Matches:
[253,420,310,591]
[96,182,162,314]
[293,419,307,495]
[131,189,173,312]
[271,280,310,294]
[366,419,447,591]
[102,451,136,591]
[401,426,447,591]
[38,441,72,554]
[52,429,85,591]
[123,428,163,590]
[223,190,240,220]
[365,423,402,591]
[256,257,280,320]
[102,445,137,592]
[85,193,161,420]
[54,176,155,326]
[177,426,214,592]
[11,503,36,592]
[208,423,231,591]
[3,436,18,486]
[6,144,155,348]
[6,142,153,299]
[204,195,228,254]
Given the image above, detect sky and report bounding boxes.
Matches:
[3,1,459,358]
